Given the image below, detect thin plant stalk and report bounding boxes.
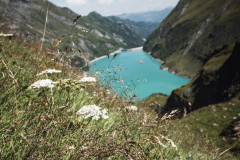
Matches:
[51,87,54,109]
[39,1,49,54]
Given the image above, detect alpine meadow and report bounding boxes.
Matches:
[0,0,239,159]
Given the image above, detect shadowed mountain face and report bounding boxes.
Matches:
[0,0,145,69]
[163,41,240,116]
[144,0,240,77]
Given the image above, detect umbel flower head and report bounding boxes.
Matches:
[79,77,96,82]
[29,79,56,89]
[37,69,61,76]
[127,105,138,111]
[76,104,109,120]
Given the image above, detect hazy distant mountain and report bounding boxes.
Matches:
[107,16,159,39]
[117,8,173,22]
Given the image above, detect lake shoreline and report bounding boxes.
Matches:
[90,47,191,79]
[90,48,122,64]
[90,46,143,64]
[90,48,190,100]
[148,53,164,63]
[148,52,191,79]
[128,46,143,51]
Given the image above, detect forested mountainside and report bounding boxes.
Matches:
[144,0,240,77]
[0,0,144,69]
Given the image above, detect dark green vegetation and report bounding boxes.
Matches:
[156,42,240,157]
[137,93,168,112]
[117,8,173,23]
[164,42,240,114]
[1,37,239,159]
[144,0,240,77]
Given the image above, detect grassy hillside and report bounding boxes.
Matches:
[0,35,239,159]
[144,0,240,77]
[164,42,240,114]
[1,0,239,159]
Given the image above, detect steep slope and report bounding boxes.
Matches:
[87,12,144,47]
[1,36,239,160]
[107,16,159,39]
[144,0,240,77]
[163,41,240,115]
[0,0,144,68]
[117,8,173,22]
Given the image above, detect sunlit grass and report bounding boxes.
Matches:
[1,36,239,159]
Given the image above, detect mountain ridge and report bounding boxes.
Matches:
[143,0,240,77]
[117,7,173,22]
[0,0,146,69]
[107,16,159,39]
[141,0,240,132]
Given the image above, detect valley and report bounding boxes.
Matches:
[0,0,239,159]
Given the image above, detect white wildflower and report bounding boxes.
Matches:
[37,69,61,76]
[101,108,109,119]
[68,145,75,150]
[80,88,84,92]
[29,79,56,89]
[79,77,96,82]
[106,90,111,95]
[76,104,109,120]
[82,145,88,150]
[127,105,138,111]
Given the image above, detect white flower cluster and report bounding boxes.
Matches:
[68,145,75,150]
[127,105,138,111]
[37,69,61,76]
[79,77,96,82]
[29,79,56,89]
[76,104,109,120]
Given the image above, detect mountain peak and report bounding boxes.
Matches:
[88,11,102,17]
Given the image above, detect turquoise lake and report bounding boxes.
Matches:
[90,49,190,101]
